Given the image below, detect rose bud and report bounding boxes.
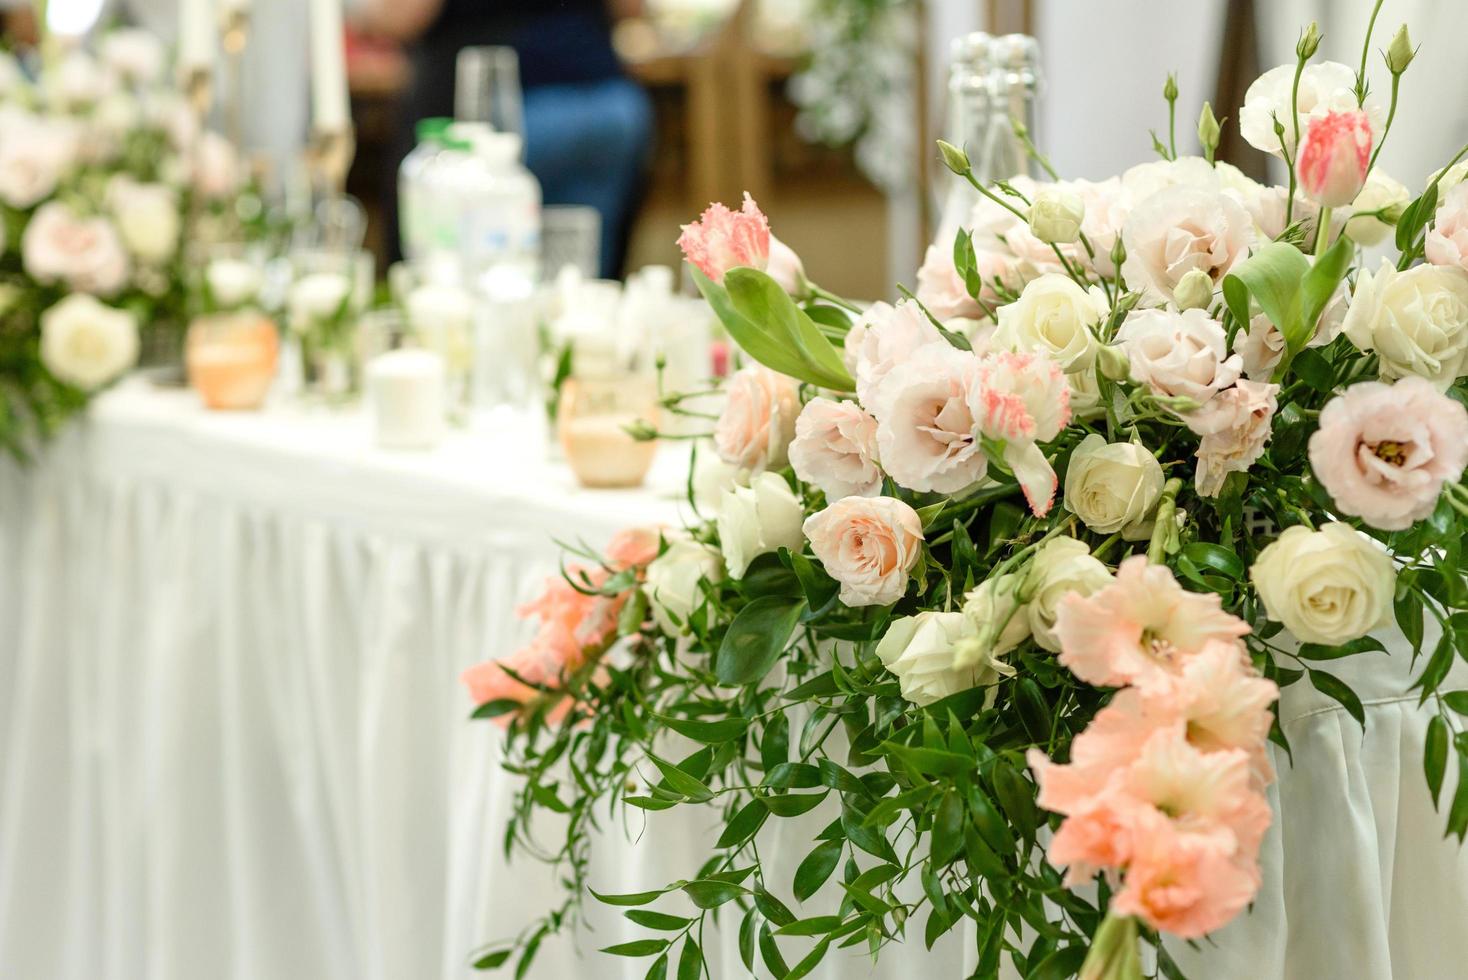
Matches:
[1028,186,1085,245]
[1296,109,1373,208]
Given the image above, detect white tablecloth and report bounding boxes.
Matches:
[4,380,1468,980]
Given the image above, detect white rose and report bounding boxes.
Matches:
[691,449,744,514]
[0,113,78,209]
[109,179,180,265]
[644,537,724,634]
[1066,366,1104,421]
[1024,538,1113,651]
[207,258,264,309]
[100,28,167,85]
[22,202,131,297]
[1343,259,1468,388]
[289,272,352,329]
[44,50,106,110]
[1347,170,1410,247]
[1063,433,1164,538]
[1239,61,1385,157]
[1028,186,1085,244]
[1250,523,1394,645]
[1430,161,1468,195]
[876,612,1004,706]
[955,573,1031,670]
[39,294,139,390]
[716,472,805,579]
[1116,307,1242,405]
[1121,186,1254,305]
[991,273,1106,372]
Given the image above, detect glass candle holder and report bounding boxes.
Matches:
[185,311,280,410]
[287,247,374,398]
[390,261,477,414]
[556,372,659,489]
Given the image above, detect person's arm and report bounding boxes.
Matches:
[608,0,645,21]
[353,0,444,42]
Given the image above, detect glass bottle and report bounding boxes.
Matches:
[935,31,995,246]
[980,34,1045,184]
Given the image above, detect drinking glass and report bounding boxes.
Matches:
[455,46,524,140]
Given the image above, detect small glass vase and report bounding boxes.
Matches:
[556,373,659,489]
[185,311,280,410]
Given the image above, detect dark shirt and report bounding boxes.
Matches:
[415,0,623,92]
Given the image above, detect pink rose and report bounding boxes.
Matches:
[1296,109,1372,209]
[1120,186,1254,305]
[714,363,801,473]
[22,202,130,297]
[844,300,945,413]
[677,193,771,284]
[915,243,986,320]
[0,112,78,209]
[1118,308,1242,406]
[1308,376,1468,530]
[803,495,924,607]
[193,131,244,200]
[1426,182,1468,273]
[873,343,987,494]
[1191,380,1278,497]
[788,397,883,499]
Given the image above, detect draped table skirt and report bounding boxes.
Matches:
[2,381,1466,979]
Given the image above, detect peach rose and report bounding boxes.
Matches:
[714,363,801,472]
[677,193,771,284]
[844,299,945,414]
[605,527,662,571]
[22,202,130,297]
[788,397,883,499]
[1121,186,1253,306]
[1427,182,1468,274]
[1308,377,1468,530]
[804,495,924,607]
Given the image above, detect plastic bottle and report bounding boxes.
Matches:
[398,117,451,263]
[453,124,542,300]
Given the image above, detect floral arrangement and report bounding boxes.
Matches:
[466,11,1468,978]
[0,29,253,460]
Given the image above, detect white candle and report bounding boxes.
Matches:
[178,0,216,73]
[367,349,446,449]
[308,0,350,132]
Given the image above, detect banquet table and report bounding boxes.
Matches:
[4,379,1468,980]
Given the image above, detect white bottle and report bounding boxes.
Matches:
[398,117,451,264]
[454,124,542,301]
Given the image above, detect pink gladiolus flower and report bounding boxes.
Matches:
[968,350,1072,516]
[1110,809,1260,940]
[1308,376,1468,530]
[677,193,771,283]
[1296,109,1373,209]
[1054,557,1250,692]
[605,527,662,572]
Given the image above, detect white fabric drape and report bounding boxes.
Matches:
[4,382,1468,979]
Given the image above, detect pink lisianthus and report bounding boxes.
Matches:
[677,193,772,284]
[714,363,801,473]
[873,343,987,495]
[789,397,884,499]
[915,243,987,320]
[1308,376,1468,530]
[1054,557,1251,692]
[1189,379,1280,498]
[846,300,946,415]
[968,350,1072,516]
[1296,109,1373,209]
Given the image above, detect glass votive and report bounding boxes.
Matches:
[199,241,270,314]
[366,348,447,450]
[185,311,280,410]
[287,247,374,398]
[391,263,476,413]
[557,372,659,488]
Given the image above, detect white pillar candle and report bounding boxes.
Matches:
[178,0,217,73]
[367,349,446,449]
[308,0,350,132]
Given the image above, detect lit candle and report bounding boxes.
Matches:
[178,0,216,74]
[367,349,446,449]
[308,0,350,132]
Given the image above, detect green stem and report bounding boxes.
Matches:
[1368,73,1400,172]
[1357,0,1386,101]
[1284,51,1309,228]
[1146,478,1183,564]
[806,283,862,316]
[1313,205,1333,256]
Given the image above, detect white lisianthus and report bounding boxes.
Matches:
[1250,523,1394,645]
[716,472,805,579]
[1024,537,1113,652]
[875,612,1006,707]
[44,49,106,111]
[955,573,1031,671]
[0,113,79,209]
[644,537,724,634]
[1063,434,1165,539]
[109,179,180,265]
[1347,170,1410,247]
[207,258,264,309]
[1342,260,1468,389]
[991,273,1107,372]
[1239,61,1385,157]
[39,294,139,390]
[1028,186,1085,244]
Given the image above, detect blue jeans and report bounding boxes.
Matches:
[523,77,653,278]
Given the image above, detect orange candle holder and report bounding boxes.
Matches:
[557,375,659,489]
[186,312,280,411]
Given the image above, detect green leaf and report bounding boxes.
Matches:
[1295,231,1354,353]
[1290,347,1334,393]
[592,887,674,907]
[759,923,791,979]
[691,266,810,382]
[1444,692,1468,715]
[473,949,513,969]
[1309,670,1365,728]
[930,791,965,866]
[1015,679,1052,744]
[1447,753,1468,841]
[717,798,770,849]
[884,743,973,777]
[776,915,844,937]
[1178,542,1246,581]
[1397,183,1439,253]
[1029,945,1089,980]
[682,879,747,909]
[601,939,671,957]
[1222,242,1310,352]
[471,698,523,720]
[677,936,703,980]
[762,791,829,817]
[1426,714,1449,808]
[765,762,823,789]
[658,714,750,744]
[645,953,669,980]
[1411,631,1457,703]
[716,596,806,686]
[1296,636,1387,660]
[648,753,715,802]
[710,267,856,391]
[793,839,842,902]
[738,909,759,972]
[1396,588,1425,651]
[754,888,796,927]
[626,910,694,931]
[624,795,681,811]
[783,937,832,980]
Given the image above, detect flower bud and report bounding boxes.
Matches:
[1027,187,1085,244]
[937,139,971,176]
[1386,24,1416,75]
[1096,343,1130,381]
[1162,74,1178,104]
[1296,109,1373,208]
[1296,21,1321,61]
[1197,101,1221,158]
[1153,393,1204,414]
[1109,235,1127,271]
[624,419,659,442]
[1173,268,1214,311]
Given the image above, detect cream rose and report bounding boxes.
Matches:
[1239,61,1385,157]
[1343,260,1468,388]
[955,573,1031,670]
[109,179,180,265]
[1347,170,1410,247]
[844,300,944,412]
[876,612,1001,706]
[1063,434,1164,538]
[1426,182,1468,274]
[691,451,744,514]
[716,472,805,579]
[39,294,139,390]
[714,363,800,473]
[1116,307,1241,406]
[788,397,883,499]
[991,273,1106,372]
[644,537,725,633]
[22,202,130,297]
[1250,523,1395,645]
[803,495,923,607]
[1028,186,1085,244]
[1024,538,1113,652]
[1120,186,1254,305]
